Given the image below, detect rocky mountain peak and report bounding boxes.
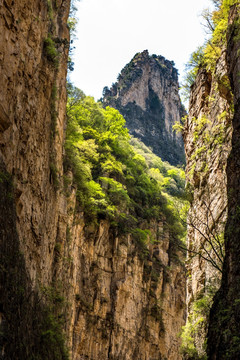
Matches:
[103,50,185,166]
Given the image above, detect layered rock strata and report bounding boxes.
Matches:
[65,213,186,360]
[208,4,240,358]
[184,48,233,357]
[103,50,185,166]
[0,0,70,285]
[0,0,71,358]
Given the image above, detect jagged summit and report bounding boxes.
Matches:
[103,50,185,166]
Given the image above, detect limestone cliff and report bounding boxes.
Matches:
[0,0,71,358]
[0,2,186,360]
[208,4,240,359]
[66,213,186,360]
[0,0,70,288]
[183,57,232,358]
[103,50,185,166]
[183,1,239,358]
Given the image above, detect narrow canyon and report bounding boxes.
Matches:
[0,1,240,359]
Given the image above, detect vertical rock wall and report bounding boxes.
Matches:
[0,0,71,358]
[208,4,240,359]
[0,0,70,285]
[184,50,233,356]
[65,213,186,360]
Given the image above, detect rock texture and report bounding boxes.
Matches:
[0,0,70,285]
[183,41,233,358]
[0,3,186,360]
[0,0,71,358]
[103,50,185,166]
[65,214,186,360]
[208,4,240,359]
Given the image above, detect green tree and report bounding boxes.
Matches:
[65,85,187,248]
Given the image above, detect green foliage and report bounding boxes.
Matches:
[39,312,69,360]
[180,320,201,359]
[65,85,187,255]
[131,228,151,257]
[192,115,210,142]
[172,121,184,134]
[39,285,69,360]
[44,36,59,68]
[0,170,12,185]
[182,0,239,101]
[50,161,60,190]
[116,52,143,91]
[68,0,80,36]
[181,280,220,359]
[187,109,231,183]
[67,0,80,71]
[47,0,53,19]
[181,46,205,101]
[129,137,186,199]
[181,297,209,359]
[203,0,239,71]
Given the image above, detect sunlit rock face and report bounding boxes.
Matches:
[67,216,186,360]
[103,50,185,166]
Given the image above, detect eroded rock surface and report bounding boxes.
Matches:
[184,48,233,358]
[66,214,186,360]
[103,50,185,166]
[208,5,240,358]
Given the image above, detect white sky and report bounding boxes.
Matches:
[70,0,213,101]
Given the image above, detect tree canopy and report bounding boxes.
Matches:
[65,85,187,247]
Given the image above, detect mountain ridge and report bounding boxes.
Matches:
[103,50,186,166]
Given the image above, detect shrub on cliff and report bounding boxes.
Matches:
[181,0,239,101]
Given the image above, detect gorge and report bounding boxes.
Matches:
[0,1,240,360]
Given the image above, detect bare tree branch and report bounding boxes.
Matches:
[173,194,225,273]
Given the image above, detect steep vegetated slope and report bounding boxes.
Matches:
[179,0,240,358]
[103,50,186,166]
[0,1,188,360]
[64,87,187,359]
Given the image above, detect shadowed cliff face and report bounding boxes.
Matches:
[208,5,240,359]
[0,0,70,284]
[0,1,71,358]
[103,50,185,166]
[0,161,70,359]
